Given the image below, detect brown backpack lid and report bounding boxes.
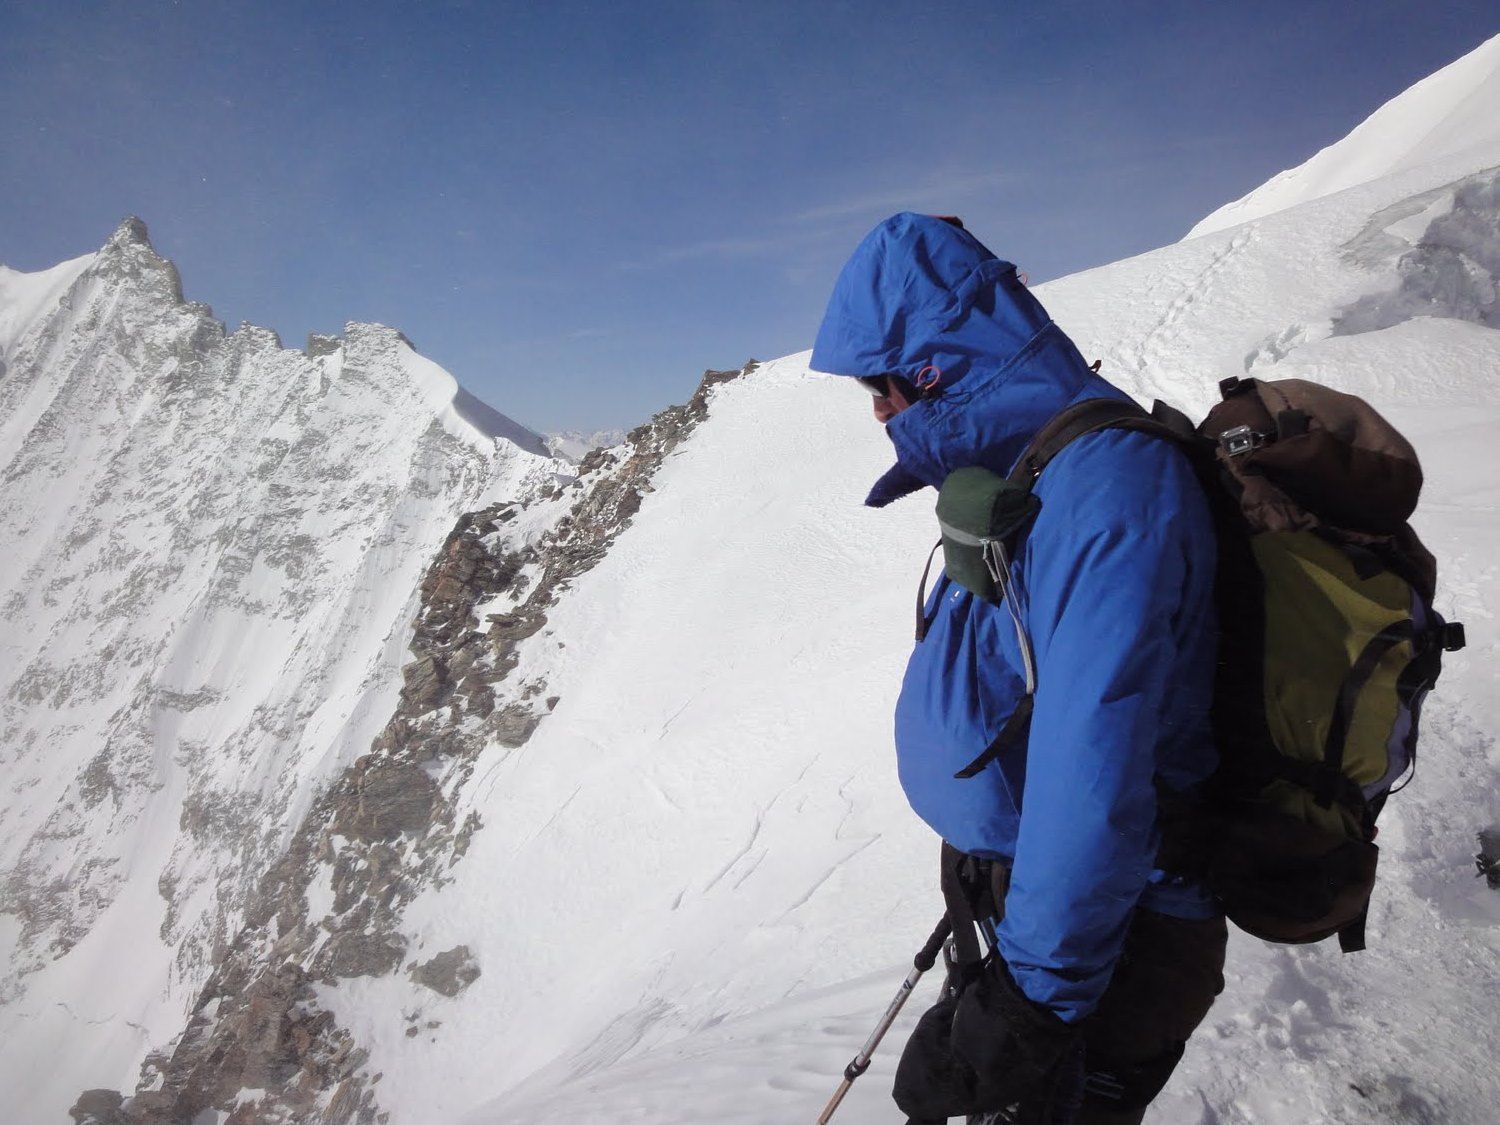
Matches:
[1203,378,1423,538]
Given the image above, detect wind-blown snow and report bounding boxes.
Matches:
[1189,32,1500,238]
[318,44,1500,1125]
[404,348,551,457]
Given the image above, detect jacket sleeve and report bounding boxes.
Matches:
[993,457,1207,1024]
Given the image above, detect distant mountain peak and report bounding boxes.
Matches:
[545,427,629,462]
[93,214,185,304]
[106,214,152,249]
[62,219,551,459]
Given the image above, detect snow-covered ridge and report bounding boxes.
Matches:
[0,251,95,359]
[2,218,547,458]
[1189,32,1500,238]
[0,217,567,1121]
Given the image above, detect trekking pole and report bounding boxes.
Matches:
[817,914,952,1124]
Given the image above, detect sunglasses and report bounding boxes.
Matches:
[856,373,922,400]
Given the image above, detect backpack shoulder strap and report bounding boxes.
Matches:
[1008,396,1185,485]
[950,396,1195,784]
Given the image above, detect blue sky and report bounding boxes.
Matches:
[2,1,1496,433]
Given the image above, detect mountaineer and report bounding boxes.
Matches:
[810,213,1226,1123]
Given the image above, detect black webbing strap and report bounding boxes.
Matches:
[1274,758,1368,818]
[1386,621,1459,798]
[940,844,985,966]
[1318,621,1415,809]
[1441,621,1467,652]
[914,539,943,642]
[939,841,1009,968]
[954,695,1035,779]
[1008,397,1181,486]
[1339,907,1369,954]
[1398,621,1456,707]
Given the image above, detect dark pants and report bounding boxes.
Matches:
[1073,908,1228,1124]
[929,845,1227,1125]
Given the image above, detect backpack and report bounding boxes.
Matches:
[933,375,1466,952]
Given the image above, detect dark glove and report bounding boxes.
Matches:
[892,990,969,1120]
[893,957,1080,1122]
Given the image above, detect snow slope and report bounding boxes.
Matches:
[1189,32,1500,238]
[0,252,95,356]
[309,44,1500,1125]
[0,220,565,1121]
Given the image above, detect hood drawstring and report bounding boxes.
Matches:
[914,364,944,396]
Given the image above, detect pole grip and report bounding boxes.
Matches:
[913,913,952,972]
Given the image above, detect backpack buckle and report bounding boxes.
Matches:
[1219,424,1269,457]
[1441,622,1467,652]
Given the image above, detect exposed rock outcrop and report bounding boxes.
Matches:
[79,361,756,1122]
[409,946,480,998]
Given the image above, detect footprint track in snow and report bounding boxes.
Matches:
[1127,228,1259,378]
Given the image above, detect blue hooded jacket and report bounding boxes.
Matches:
[811,214,1218,1023]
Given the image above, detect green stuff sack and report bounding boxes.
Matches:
[929,466,1045,783]
[934,467,1041,603]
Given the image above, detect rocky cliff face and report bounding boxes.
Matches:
[0,219,566,1121]
[59,351,754,1123]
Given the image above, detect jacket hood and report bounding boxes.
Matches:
[810,212,1125,505]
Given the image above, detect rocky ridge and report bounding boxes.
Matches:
[72,362,756,1123]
